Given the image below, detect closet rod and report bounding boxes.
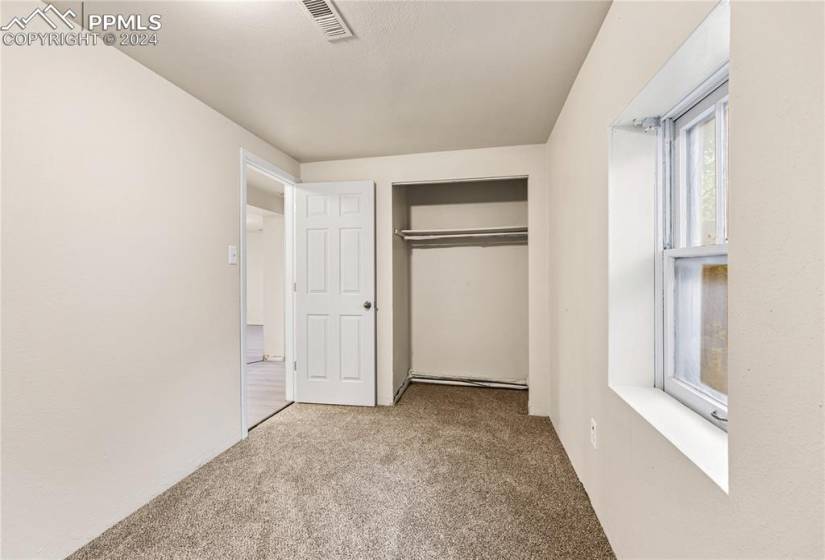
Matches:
[393,226,528,241]
[398,232,527,241]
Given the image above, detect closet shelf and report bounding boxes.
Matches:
[393,225,528,241]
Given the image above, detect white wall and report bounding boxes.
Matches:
[246,186,285,356]
[405,180,528,383]
[300,144,550,413]
[544,1,824,557]
[607,128,657,389]
[246,229,265,325]
[262,213,285,359]
[0,3,299,557]
[247,184,285,214]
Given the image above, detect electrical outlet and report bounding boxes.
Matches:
[590,418,598,449]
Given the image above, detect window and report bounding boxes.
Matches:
[659,80,729,430]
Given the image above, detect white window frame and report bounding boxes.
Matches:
[656,69,729,430]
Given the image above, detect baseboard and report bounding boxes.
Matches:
[408,370,528,390]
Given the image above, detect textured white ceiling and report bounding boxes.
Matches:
[80,1,610,162]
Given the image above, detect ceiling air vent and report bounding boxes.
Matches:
[301,0,353,42]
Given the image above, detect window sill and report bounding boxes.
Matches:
[610,384,728,493]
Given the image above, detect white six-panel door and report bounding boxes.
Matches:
[294,181,375,406]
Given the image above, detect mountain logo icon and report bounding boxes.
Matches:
[1,4,77,32]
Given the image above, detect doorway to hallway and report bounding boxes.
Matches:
[241,153,296,431]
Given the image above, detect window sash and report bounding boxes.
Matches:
[656,73,730,430]
[671,86,729,250]
[662,245,729,430]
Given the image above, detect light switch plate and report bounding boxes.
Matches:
[228,245,238,265]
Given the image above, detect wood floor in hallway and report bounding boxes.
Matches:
[246,325,290,427]
[246,359,289,428]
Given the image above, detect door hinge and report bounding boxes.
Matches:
[293,282,297,292]
[293,360,297,371]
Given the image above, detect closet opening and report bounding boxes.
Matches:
[391,177,529,401]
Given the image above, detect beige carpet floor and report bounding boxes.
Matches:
[68,384,614,560]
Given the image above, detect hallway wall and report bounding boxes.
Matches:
[543,1,824,557]
[0,3,298,557]
[246,229,265,325]
[262,213,285,359]
[246,187,286,358]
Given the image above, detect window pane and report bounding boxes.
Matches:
[673,255,728,403]
[687,117,718,247]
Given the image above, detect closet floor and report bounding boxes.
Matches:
[68,384,614,560]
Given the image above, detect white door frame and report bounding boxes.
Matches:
[239,148,297,438]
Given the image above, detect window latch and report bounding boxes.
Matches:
[711,410,728,423]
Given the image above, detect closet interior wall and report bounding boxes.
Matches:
[392,179,529,391]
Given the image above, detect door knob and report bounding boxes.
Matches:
[363,301,372,310]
